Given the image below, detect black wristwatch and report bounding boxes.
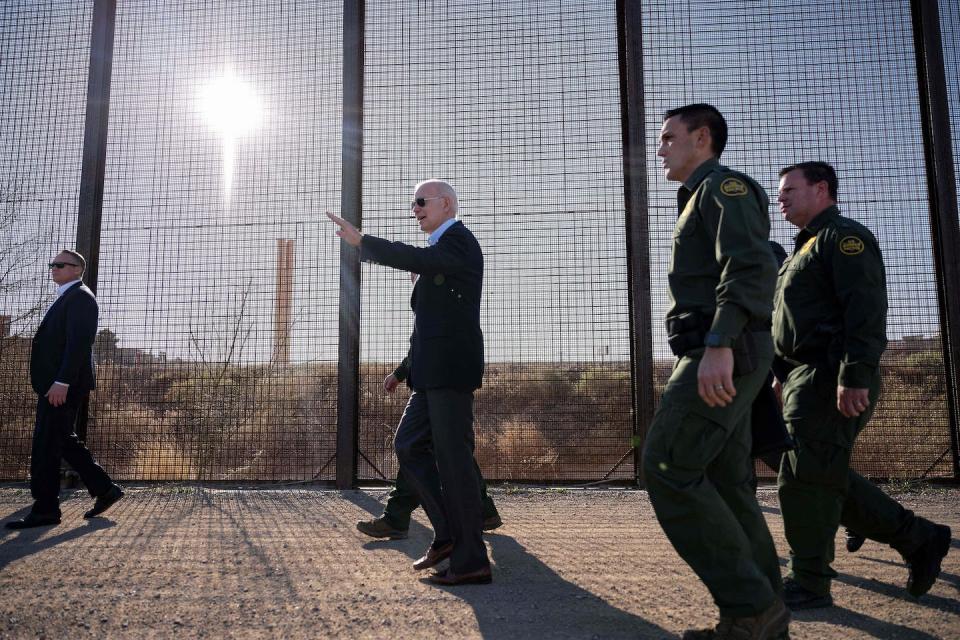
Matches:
[704,332,734,348]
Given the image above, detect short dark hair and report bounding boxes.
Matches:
[662,103,728,156]
[779,162,838,200]
[58,249,86,274]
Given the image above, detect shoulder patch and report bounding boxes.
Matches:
[719,177,748,197]
[839,236,865,256]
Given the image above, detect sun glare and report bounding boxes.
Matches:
[199,69,262,204]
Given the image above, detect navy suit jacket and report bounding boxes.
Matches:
[30,282,99,395]
[361,221,484,392]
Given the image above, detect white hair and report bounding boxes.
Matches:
[415,178,459,214]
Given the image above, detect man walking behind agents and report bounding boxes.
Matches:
[327,179,491,586]
[774,162,951,609]
[643,104,788,640]
[5,250,123,529]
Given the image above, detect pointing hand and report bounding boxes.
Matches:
[326,211,363,247]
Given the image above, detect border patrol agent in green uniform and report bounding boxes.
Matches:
[644,104,789,640]
[357,355,502,539]
[774,161,951,610]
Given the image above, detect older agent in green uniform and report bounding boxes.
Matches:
[644,104,789,640]
[774,161,951,610]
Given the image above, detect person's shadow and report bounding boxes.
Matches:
[0,505,116,572]
[776,552,960,637]
[456,535,675,639]
[345,491,674,638]
[841,552,960,608]
[794,604,942,640]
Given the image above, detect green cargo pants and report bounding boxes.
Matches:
[383,462,498,530]
[778,362,935,596]
[643,336,782,618]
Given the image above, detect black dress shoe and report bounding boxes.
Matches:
[482,513,503,532]
[845,528,866,553]
[84,484,124,519]
[427,566,492,585]
[906,524,951,597]
[412,542,454,571]
[5,513,61,530]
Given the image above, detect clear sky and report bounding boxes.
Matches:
[1,0,958,365]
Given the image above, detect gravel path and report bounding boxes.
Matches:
[0,485,957,639]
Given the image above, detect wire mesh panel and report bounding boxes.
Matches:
[945,1,960,206]
[1,1,958,484]
[358,0,633,483]
[0,2,92,479]
[938,0,960,474]
[91,0,343,481]
[642,0,952,478]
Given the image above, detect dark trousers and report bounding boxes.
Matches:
[31,391,112,515]
[643,341,782,618]
[384,463,498,530]
[394,389,489,574]
[778,363,934,595]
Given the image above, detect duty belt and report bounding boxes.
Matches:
[666,312,771,359]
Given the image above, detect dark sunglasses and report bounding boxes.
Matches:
[410,196,444,209]
[48,262,80,269]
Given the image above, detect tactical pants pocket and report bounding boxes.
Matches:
[784,438,851,491]
[644,402,731,474]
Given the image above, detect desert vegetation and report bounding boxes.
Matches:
[0,331,952,482]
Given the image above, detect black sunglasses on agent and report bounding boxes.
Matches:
[48,262,79,269]
[410,196,444,210]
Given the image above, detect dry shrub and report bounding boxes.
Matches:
[475,419,559,481]
[85,405,166,474]
[1,344,952,482]
[852,350,951,478]
[0,336,36,477]
[219,367,338,481]
[129,438,197,480]
[474,363,634,481]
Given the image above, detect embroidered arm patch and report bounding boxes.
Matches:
[839,236,864,256]
[719,177,748,197]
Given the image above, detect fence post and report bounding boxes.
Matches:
[911,0,960,479]
[75,0,116,443]
[76,0,115,293]
[617,0,655,485]
[337,0,364,489]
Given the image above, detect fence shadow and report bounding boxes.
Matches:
[423,534,675,639]
[345,490,674,637]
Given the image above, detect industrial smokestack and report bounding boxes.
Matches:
[273,239,294,364]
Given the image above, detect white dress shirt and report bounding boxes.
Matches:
[428,218,458,246]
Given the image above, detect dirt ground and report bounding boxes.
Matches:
[0,484,957,639]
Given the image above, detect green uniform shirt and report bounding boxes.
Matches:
[772,205,887,388]
[667,158,776,347]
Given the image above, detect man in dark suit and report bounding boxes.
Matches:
[5,250,123,529]
[327,179,491,585]
[357,304,502,541]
